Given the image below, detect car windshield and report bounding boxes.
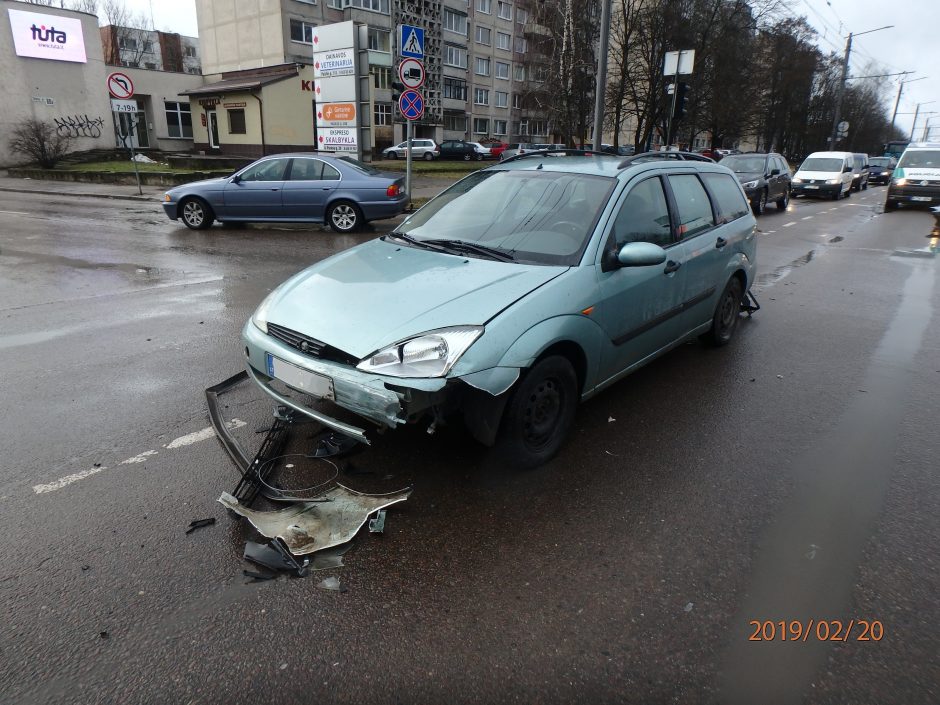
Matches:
[897,150,940,168]
[338,156,380,175]
[721,156,767,173]
[799,157,843,172]
[870,158,893,167]
[394,169,616,266]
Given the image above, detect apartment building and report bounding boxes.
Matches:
[100,26,201,74]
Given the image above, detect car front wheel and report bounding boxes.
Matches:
[180,197,214,230]
[776,190,789,210]
[387,151,398,160]
[752,189,767,215]
[493,355,579,469]
[327,201,362,233]
[702,276,743,347]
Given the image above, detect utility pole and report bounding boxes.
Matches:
[891,75,926,129]
[592,0,612,151]
[830,26,893,148]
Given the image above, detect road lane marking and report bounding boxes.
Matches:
[32,419,246,494]
[783,222,796,227]
[0,210,30,216]
[801,216,813,220]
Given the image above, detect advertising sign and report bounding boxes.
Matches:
[316,103,357,128]
[314,48,355,78]
[318,128,358,152]
[8,9,87,63]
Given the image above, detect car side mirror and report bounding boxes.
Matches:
[843,165,852,173]
[230,174,241,184]
[617,241,668,267]
[770,168,781,176]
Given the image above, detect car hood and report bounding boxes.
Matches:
[264,238,567,359]
[170,177,228,194]
[733,171,763,183]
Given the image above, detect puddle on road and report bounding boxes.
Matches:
[0,247,164,280]
[753,249,819,290]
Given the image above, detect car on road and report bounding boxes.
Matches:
[885,142,940,211]
[850,153,870,191]
[867,156,897,185]
[439,140,485,160]
[242,154,757,468]
[719,152,792,214]
[382,139,440,160]
[791,151,854,200]
[162,153,408,233]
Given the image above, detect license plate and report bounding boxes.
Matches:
[805,185,818,190]
[266,354,334,399]
[911,196,932,202]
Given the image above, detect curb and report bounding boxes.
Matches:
[0,186,157,202]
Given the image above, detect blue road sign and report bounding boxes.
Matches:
[399,25,424,59]
[399,89,425,121]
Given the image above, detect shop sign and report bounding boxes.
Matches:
[316,103,356,128]
[314,48,355,78]
[317,128,357,152]
[8,9,87,63]
[198,97,221,107]
[223,102,247,109]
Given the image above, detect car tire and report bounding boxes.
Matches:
[776,190,789,210]
[475,154,483,161]
[702,276,743,347]
[831,189,841,201]
[862,179,868,190]
[493,355,579,470]
[326,201,362,233]
[423,152,434,161]
[884,200,898,212]
[388,151,398,160]
[180,197,214,230]
[752,189,767,215]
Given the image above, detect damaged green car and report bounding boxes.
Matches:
[243,153,757,467]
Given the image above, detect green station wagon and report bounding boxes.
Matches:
[243,153,758,467]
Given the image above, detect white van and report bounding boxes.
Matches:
[791,151,854,200]
[885,142,940,211]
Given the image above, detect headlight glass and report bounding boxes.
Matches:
[357,326,483,378]
[792,177,802,184]
[741,180,759,189]
[251,290,278,334]
[893,177,908,186]
[826,178,841,185]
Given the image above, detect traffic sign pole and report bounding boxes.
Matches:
[406,119,413,201]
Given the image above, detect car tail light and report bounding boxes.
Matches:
[435,145,440,152]
[387,184,401,198]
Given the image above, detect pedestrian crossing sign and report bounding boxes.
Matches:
[399,24,424,59]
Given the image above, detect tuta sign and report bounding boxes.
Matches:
[8,9,87,63]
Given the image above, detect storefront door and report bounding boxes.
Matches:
[207,111,219,149]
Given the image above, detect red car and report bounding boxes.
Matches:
[481,140,508,158]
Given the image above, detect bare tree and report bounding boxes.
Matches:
[99,0,153,68]
[8,119,71,168]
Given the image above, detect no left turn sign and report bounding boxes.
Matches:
[107,72,134,99]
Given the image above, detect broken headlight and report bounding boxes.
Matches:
[357,326,483,378]
[251,290,278,334]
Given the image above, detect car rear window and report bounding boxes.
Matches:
[701,173,751,222]
[667,175,715,238]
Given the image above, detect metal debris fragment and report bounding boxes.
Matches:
[369,509,387,534]
[185,518,216,534]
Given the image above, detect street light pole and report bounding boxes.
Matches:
[829,25,893,147]
[592,0,612,151]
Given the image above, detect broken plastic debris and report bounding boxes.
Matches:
[218,484,411,556]
[684,602,694,612]
[310,430,359,458]
[185,517,216,534]
[243,569,277,582]
[608,416,616,423]
[369,509,387,534]
[244,540,309,577]
[317,576,342,591]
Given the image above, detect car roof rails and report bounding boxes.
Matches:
[617,151,716,168]
[499,148,615,164]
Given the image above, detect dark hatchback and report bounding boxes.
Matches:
[719,152,792,214]
[439,140,485,160]
[868,157,896,185]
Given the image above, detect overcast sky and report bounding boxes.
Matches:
[120,0,937,142]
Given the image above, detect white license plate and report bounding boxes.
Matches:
[805,185,818,190]
[266,354,334,399]
[911,196,932,202]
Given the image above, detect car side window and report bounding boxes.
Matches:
[287,158,324,181]
[238,158,289,182]
[701,173,750,222]
[321,163,341,181]
[611,177,673,248]
[667,174,715,239]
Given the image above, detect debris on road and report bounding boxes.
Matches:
[243,569,277,582]
[317,576,344,592]
[244,539,310,577]
[369,509,387,534]
[185,517,216,534]
[310,430,360,458]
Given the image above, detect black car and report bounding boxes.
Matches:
[439,140,484,161]
[718,152,792,214]
[868,156,896,185]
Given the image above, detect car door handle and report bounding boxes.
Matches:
[715,237,727,249]
[270,188,280,191]
[664,260,681,274]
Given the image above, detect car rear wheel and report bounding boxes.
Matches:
[702,276,743,347]
[327,201,362,233]
[387,151,398,160]
[423,152,434,161]
[463,153,472,161]
[180,197,214,230]
[493,355,578,469]
[776,190,789,210]
[475,153,483,161]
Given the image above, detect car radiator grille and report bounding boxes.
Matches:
[267,323,357,366]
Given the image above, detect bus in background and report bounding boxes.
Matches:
[883,140,909,160]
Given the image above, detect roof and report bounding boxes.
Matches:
[182,65,299,96]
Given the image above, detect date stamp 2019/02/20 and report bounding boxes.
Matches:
[748,619,885,642]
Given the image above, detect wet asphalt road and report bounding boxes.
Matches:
[0,186,938,705]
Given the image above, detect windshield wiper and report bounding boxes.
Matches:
[385,232,453,254]
[431,239,516,262]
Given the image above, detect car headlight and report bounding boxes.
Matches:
[826,178,841,185]
[251,290,278,334]
[893,177,908,186]
[741,180,759,189]
[357,326,483,378]
[792,177,802,184]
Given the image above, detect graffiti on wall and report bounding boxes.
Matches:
[54,114,105,138]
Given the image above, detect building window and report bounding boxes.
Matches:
[443,9,468,35]
[228,109,246,134]
[444,114,467,131]
[494,119,507,135]
[496,31,511,50]
[533,64,548,82]
[290,19,316,44]
[473,87,489,105]
[370,65,391,89]
[444,44,467,68]
[368,28,390,52]
[342,0,389,11]
[328,0,343,7]
[142,40,153,54]
[495,61,509,80]
[475,56,490,76]
[185,45,197,58]
[374,103,392,126]
[519,120,528,135]
[164,101,192,138]
[475,26,491,45]
[443,77,468,101]
[495,91,508,108]
[513,63,524,81]
[119,36,137,50]
[513,36,527,53]
[473,117,489,134]
[512,93,521,108]
[498,1,512,20]
[516,7,528,24]
[531,120,547,135]
[476,0,491,13]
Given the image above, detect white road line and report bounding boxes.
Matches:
[783,222,796,228]
[801,216,813,220]
[32,419,246,494]
[0,210,30,216]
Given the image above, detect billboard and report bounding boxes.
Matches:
[8,9,87,63]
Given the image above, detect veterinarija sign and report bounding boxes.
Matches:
[7,8,87,63]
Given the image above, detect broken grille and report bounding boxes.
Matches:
[267,323,357,365]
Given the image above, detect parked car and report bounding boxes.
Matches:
[162,153,408,233]
[382,139,439,160]
[867,156,897,185]
[467,142,494,159]
[439,140,485,160]
[242,154,757,468]
[850,153,870,191]
[719,152,792,214]
[480,139,509,158]
[499,143,539,160]
[791,151,854,200]
[885,142,940,211]
[696,148,721,160]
